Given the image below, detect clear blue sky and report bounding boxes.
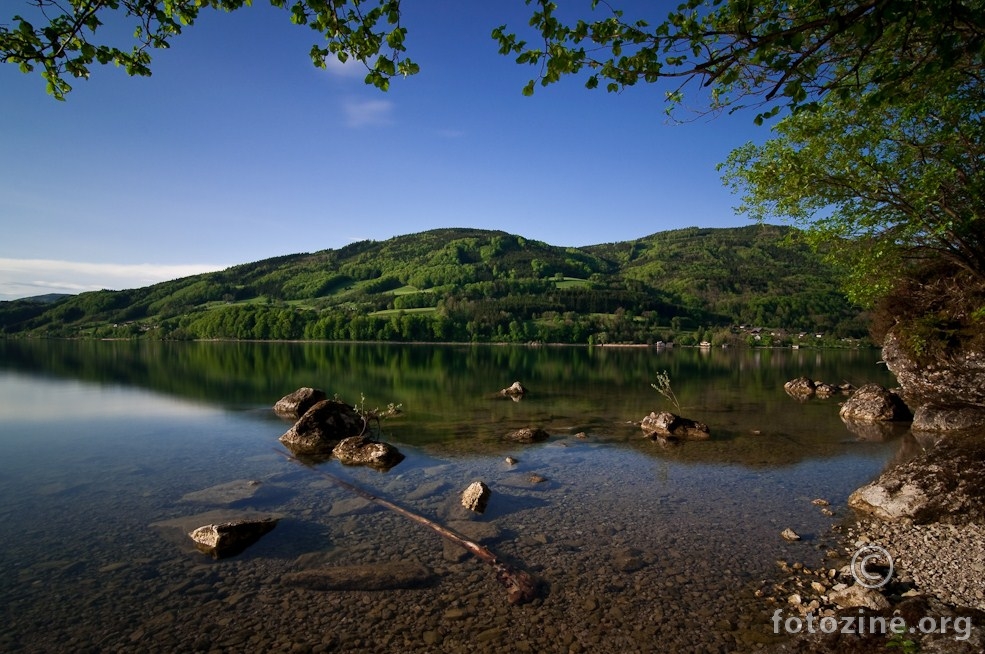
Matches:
[0,1,768,300]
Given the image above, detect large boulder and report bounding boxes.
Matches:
[332,436,404,471]
[273,387,327,419]
[848,432,985,524]
[838,383,912,422]
[882,331,985,430]
[279,400,365,456]
[641,411,710,441]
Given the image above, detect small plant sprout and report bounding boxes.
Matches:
[651,370,681,413]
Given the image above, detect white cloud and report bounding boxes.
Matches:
[343,98,394,128]
[0,258,229,301]
[323,55,369,79]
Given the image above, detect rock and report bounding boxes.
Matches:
[278,399,364,456]
[640,411,710,441]
[882,331,985,430]
[461,481,491,513]
[505,427,550,443]
[848,483,930,521]
[814,382,839,398]
[273,387,327,418]
[282,561,435,591]
[150,510,284,553]
[847,432,985,524]
[500,381,527,397]
[828,583,891,610]
[839,383,912,422]
[505,456,518,466]
[781,528,801,541]
[811,498,830,506]
[784,376,816,398]
[332,436,404,471]
[188,517,280,559]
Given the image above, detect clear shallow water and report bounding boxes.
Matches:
[0,341,906,652]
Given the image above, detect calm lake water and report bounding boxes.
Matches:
[0,340,908,653]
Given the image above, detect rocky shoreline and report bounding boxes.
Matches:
[766,429,985,653]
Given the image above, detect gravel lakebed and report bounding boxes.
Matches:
[0,436,861,654]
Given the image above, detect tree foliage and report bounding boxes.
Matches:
[494,0,985,121]
[1,0,418,99]
[721,72,985,306]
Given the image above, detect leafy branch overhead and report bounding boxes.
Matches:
[0,0,418,99]
[492,0,985,121]
[6,0,983,118]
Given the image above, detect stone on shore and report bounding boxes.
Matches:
[848,432,985,524]
[828,583,891,610]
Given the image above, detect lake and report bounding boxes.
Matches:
[0,340,907,652]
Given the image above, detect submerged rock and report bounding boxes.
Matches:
[279,399,364,456]
[180,479,267,506]
[188,517,280,559]
[273,387,327,419]
[913,403,985,432]
[640,411,710,441]
[282,561,435,591]
[839,383,912,422]
[332,436,404,471]
[505,427,550,443]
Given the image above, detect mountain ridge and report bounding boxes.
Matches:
[0,225,867,345]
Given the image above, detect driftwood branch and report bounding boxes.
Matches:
[276,449,537,605]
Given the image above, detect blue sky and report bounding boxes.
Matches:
[0,1,768,300]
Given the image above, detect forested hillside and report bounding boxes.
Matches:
[0,225,868,345]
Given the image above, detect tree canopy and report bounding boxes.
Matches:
[5,1,982,114]
[1,0,417,99]
[720,68,985,305]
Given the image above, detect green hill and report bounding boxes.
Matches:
[0,225,868,345]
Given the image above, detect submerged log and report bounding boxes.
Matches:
[276,449,537,605]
